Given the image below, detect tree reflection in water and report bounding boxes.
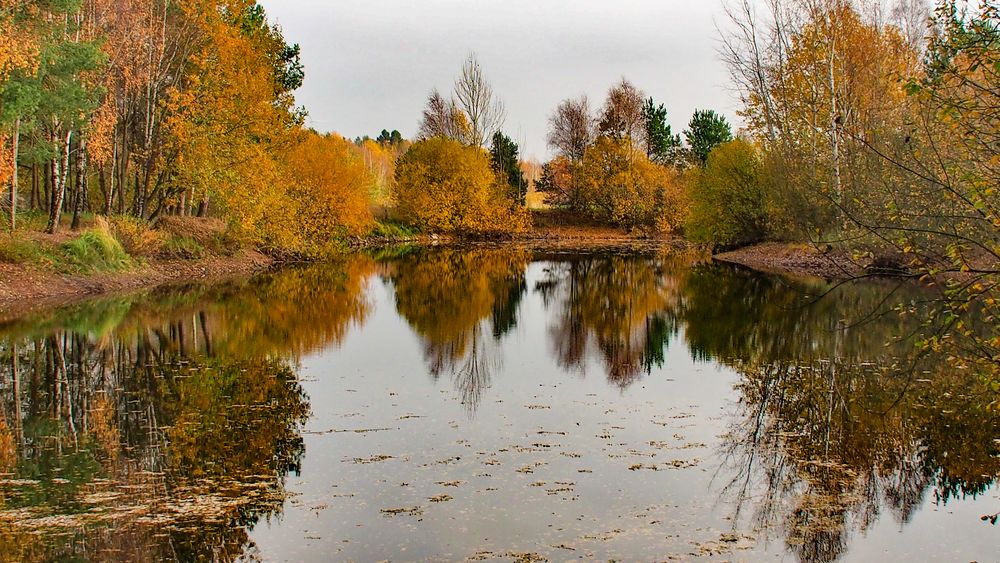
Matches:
[533,250,696,386]
[383,249,998,561]
[681,265,1000,563]
[0,258,374,561]
[382,247,529,413]
[0,249,995,561]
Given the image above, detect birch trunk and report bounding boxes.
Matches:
[47,128,73,234]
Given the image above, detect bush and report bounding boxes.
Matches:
[0,234,46,264]
[160,235,206,259]
[394,138,529,235]
[685,139,770,248]
[577,137,686,230]
[284,132,376,250]
[61,222,132,273]
[108,215,167,257]
[370,220,418,239]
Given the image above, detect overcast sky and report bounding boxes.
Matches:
[257,0,738,160]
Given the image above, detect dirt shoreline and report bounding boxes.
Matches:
[0,250,274,320]
[0,233,857,322]
[713,242,864,280]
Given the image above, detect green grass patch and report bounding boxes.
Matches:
[61,229,132,273]
[370,220,418,239]
[0,234,48,264]
[160,235,206,259]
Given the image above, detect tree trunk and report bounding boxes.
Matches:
[132,171,144,218]
[71,138,87,230]
[98,165,108,214]
[197,193,209,217]
[104,129,117,214]
[29,164,36,210]
[9,117,19,231]
[47,129,73,234]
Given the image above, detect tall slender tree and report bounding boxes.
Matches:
[453,53,505,148]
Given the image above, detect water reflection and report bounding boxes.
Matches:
[0,248,995,561]
[680,266,1000,562]
[533,251,693,386]
[381,247,529,412]
[0,260,375,561]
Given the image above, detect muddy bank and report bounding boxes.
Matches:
[0,250,273,320]
[713,242,864,280]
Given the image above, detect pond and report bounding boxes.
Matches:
[0,245,996,561]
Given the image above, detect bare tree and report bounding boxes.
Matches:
[597,78,645,143]
[417,88,470,142]
[890,0,931,53]
[453,53,505,148]
[547,96,593,162]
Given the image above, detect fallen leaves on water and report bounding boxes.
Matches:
[380,506,423,517]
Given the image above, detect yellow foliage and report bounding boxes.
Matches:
[284,131,375,247]
[393,138,529,234]
[108,214,168,257]
[578,137,686,230]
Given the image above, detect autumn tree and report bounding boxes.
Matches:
[685,139,771,248]
[536,156,573,206]
[597,78,645,143]
[393,137,528,234]
[417,88,470,143]
[721,0,919,235]
[578,137,685,230]
[684,109,733,165]
[547,95,593,163]
[282,131,375,254]
[166,0,304,243]
[0,0,39,230]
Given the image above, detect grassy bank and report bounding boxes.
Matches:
[0,208,698,316]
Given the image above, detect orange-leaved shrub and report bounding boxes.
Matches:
[578,137,686,231]
[393,138,529,235]
[284,132,375,251]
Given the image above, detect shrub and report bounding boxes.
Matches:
[160,235,206,259]
[685,139,770,248]
[108,215,167,257]
[577,137,685,230]
[61,222,132,273]
[284,132,376,250]
[394,138,529,235]
[0,234,46,264]
[370,220,418,239]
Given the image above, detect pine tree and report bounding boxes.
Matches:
[489,131,526,205]
[642,97,681,166]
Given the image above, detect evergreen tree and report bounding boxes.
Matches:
[684,109,733,165]
[489,131,526,205]
[642,97,681,166]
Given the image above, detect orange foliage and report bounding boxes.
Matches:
[393,138,529,234]
[285,131,375,246]
[578,137,686,230]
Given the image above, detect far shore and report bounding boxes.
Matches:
[0,213,870,320]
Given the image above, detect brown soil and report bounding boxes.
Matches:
[0,250,272,321]
[714,242,864,280]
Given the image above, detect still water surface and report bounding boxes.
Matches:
[0,246,996,561]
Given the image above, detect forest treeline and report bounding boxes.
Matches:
[0,0,406,259]
[3,0,990,255]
